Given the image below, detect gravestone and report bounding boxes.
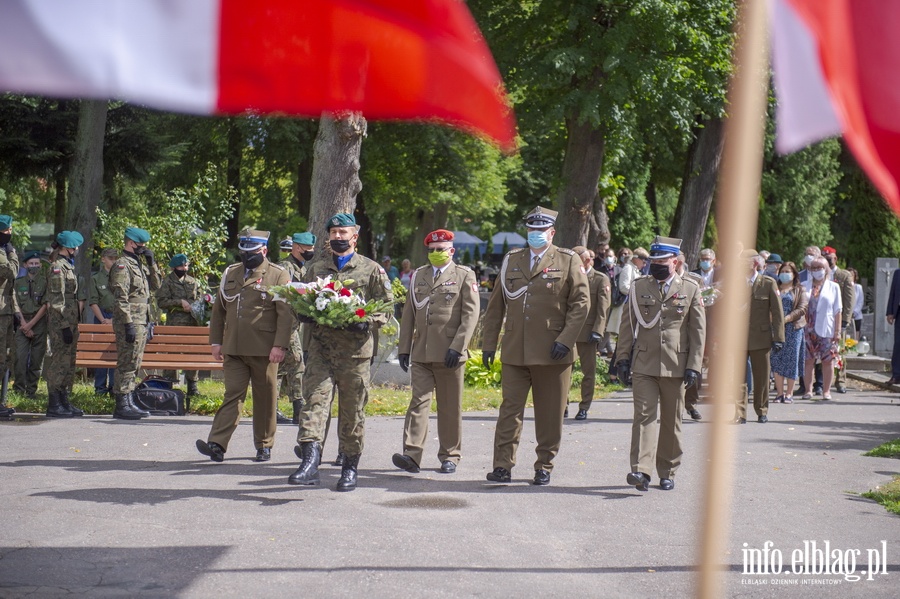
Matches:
[873,258,898,357]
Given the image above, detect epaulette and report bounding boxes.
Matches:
[454,263,474,273]
[414,264,430,273]
[509,247,527,254]
[557,247,576,256]
[268,262,286,272]
[682,274,701,287]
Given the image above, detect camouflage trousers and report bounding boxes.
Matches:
[114,321,147,394]
[278,349,304,403]
[0,314,13,376]
[45,324,79,391]
[14,317,48,395]
[297,341,370,456]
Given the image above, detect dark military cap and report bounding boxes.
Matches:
[523,206,557,229]
[292,232,317,245]
[279,237,293,251]
[124,226,151,243]
[24,250,41,261]
[238,228,269,251]
[326,213,357,230]
[56,230,84,248]
[169,253,188,267]
[649,236,682,259]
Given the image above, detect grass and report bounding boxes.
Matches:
[861,477,900,516]
[6,378,617,418]
[863,438,900,459]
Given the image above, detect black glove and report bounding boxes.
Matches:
[399,354,410,372]
[4,243,14,254]
[297,313,315,324]
[302,351,309,365]
[13,313,22,330]
[482,350,496,369]
[444,349,462,369]
[684,368,700,389]
[345,321,369,333]
[124,322,136,344]
[142,248,154,265]
[550,342,570,361]
[772,342,784,352]
[616,360,631,384]
[61,327,74,344]
[589,332,602,345]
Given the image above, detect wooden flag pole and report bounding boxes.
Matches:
[697,0,770,597]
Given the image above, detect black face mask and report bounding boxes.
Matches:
[133,245,146,255]
[301,250,315,262]
[329,239,351,254]
[240,251,265,270]
[649,263,671,281]
[0,232,11,245]
[173,268,187,278]
[27,265,41,275]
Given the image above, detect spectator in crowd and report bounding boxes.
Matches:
[607,247,647,383]
[13,251,48,399]
[822,246,854,394]
[886,267,900,384]
[569,245,611,420]
[764,253,783,280]
[693,248,719,288]
[848,267,863,339]
[399,259,413,289]
[382,256,400,282]
[596,247,618,357]
[798,246,821,284]
[801,257,842,400]
[772,261,807,403]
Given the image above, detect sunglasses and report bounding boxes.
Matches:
[427,247,452,253]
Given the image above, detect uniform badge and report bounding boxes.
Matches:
[52,268,61,274]
[261,293,267,301]
[546,283,552,289]
[472,283,479,293]
[445,294,453,301]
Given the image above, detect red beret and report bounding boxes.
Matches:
[424,229,454,245]
[822,246,837,255]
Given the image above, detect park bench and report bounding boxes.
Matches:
[75,323,221,372]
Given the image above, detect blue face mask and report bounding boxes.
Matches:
[527,231,548,249]
[699,260,711,271]
[778,273,793,284]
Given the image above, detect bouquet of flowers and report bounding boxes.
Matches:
[190,293,216,325]
[271,276,393,329]
[699,286,722,307]
[391,277,407,304]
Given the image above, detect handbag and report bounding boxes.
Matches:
[133,375,186,416]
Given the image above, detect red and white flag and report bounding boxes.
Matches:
[772,0,900,214]
[0,0,516,151]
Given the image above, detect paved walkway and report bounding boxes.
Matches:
[1,384,899,598]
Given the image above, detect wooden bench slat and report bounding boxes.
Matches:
[75,324,221,370]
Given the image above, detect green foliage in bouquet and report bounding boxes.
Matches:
[271,277,393,329]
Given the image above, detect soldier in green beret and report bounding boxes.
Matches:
[0,214,19,418]
[13,251,48,398]
[88,247,119,395]
[288,213,393,492]
[109,226,161,420]
[156,253,201,397]
[43,231,86,417]
[278,231,317,424]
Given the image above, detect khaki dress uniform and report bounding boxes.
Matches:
[832,267,855,389]
[43,257,80,394]
[0,245,19,385]
[574,267,611,413]
[616,274,705,481]
[297,253,393,456]
[156,271,200,384]
[14,271,48,396]
[277,255,307,412]
[398,262,479,467]
[738,274,785,420]
[207,259,292,451]
[110,253,161,394]
[482,245,589,474]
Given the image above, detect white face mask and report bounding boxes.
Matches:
[811,269,826,281]
[804,255,815,266]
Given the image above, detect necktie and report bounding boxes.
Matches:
[659,281,666,296]
[532,254,540,272]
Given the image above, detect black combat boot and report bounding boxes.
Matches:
[59,389,84,416]
[291,399,303,425]
[113,393,145,420]
[125,392,150,418]
[336,454,360,492]
[46,389,74,418]
[288,442,321,486]
[186,380,199,397]
[0,384,13,417]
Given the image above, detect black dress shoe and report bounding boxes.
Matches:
[486,467,511,483]
[813,384,823,395]
[688,408,702,421]
[391,453,420,473]
[563,406,569,418]
[758,415,768,423]
[574,409,588,420]
[659,478,674,490]
[626,472,650,491]
[533,469,551,486]
[276,410,291,424]
[196,439,225,462]
[734,417,747,424]
[439,460,456,474]
[255,447,271,462]
[886,377,900,385]
[835,385,847,394]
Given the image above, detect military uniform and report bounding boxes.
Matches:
[831,264,855,391]
[205,252,292,455]
[156,270,200,384]
[615,238,705,489]
[44,257,80,398]
[0,215,17,417]
[738,271,785,421]
[397,258,479,470]
[14,268,48,397]
[277,254,307,414]
[88,266,116,393]
[573,266,611,415]
[482,209,589,484]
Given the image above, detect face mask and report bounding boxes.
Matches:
[811,269,826,281]
[825,257,836,268]
[133,245,146,255]
[174,268,187,278]
[240,251,264,270]
[765,265,778,276]
[804,255,814,266]
[27,265,41,275]
[699,260,711,271]
[0,232,11,245]
[527,231,548,249]
[605,256,615,265]
[428,250,452,266]
[329,239,352,254]
[778,273,793,284]
[301,250,315,262]
[649,263,671,281]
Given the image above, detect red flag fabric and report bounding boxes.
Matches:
[0,0,516,151]
[772,0,900,214]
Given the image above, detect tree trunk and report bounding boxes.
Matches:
[225,120,243,249]
[554,116,607,249]
[646,180,660,236]
[356,194,374,258]
[67,99,108,304]
[670,116,725,268]
[53,169,66,235]
[296,153,313,221]
[309,112,367,239]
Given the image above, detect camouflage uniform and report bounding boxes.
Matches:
[0,245,19,384]
[277,255,306,412]
[14,270,48,396]
[297,253,393,456]
[88,267,116,393]
[110,252,161,394]
[156,271,200,384]
[43,257,80,393]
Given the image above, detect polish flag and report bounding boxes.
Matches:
[771,0,900,213]
[0,0,516,151]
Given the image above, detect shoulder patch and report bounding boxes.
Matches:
[557,248,576,256]
[509,247,526,254]
[378,266,387,275]
[51,268,61,274]
[116,264,126,269]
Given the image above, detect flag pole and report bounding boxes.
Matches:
[697,0,769,597]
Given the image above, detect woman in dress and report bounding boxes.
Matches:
[801,257,843,400]
[771,262,807,403]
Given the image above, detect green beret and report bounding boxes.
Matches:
[169,253,188,267]
[124,226,151,243]
[24,250,41,261]
[0,215,12,230]
[326,213,356,230]
[292,232,317,245]
[56,230,84,248]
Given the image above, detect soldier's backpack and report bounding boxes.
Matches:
[133,375,186,416]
